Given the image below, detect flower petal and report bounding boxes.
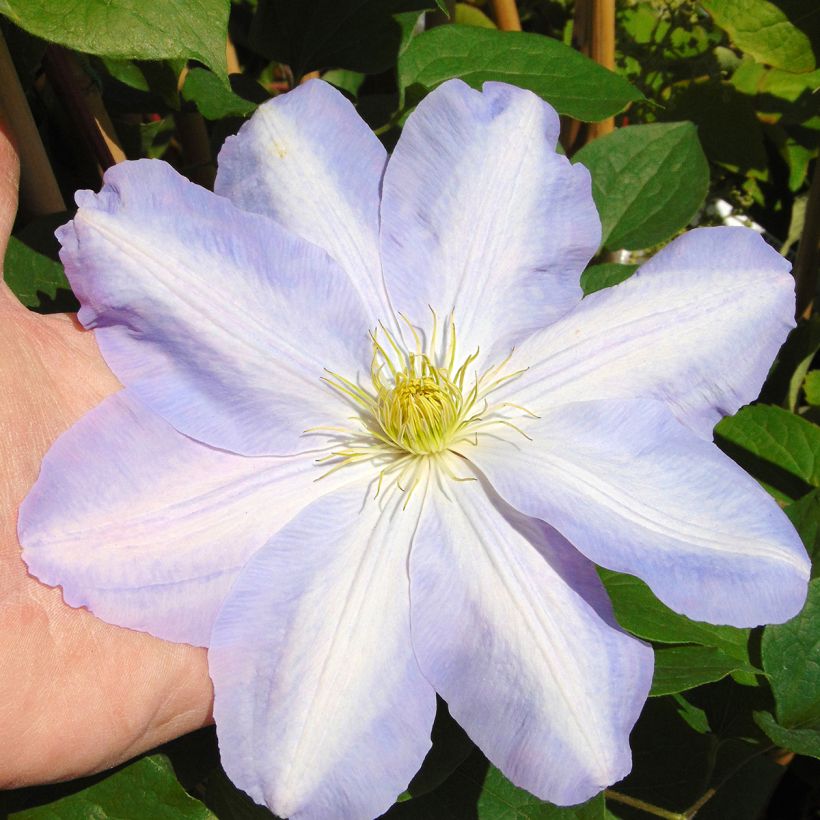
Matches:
[209,485,436,820]
[410,475,653,805]
[469,398,810,627]
[19,393,348,647]
[58,158,370,456]
[501,227,795,439]
[215,79,391,323]
[380,80,599,359]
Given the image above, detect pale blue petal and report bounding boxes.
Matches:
[58,159,370,456]
[216,80,392,324]
[410,476,652,805]
[209,485,436,820]
[469,399,810,627]
[380,80,599,361]
[498,227,795,439]
[19,393,344,646]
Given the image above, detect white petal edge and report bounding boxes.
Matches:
[59,158,370,456]
[216,79,392,324]
[209,483,436,820]
[410,471,653,804]
[497,227,795,439]
[19,392,358,646]
[467,398,810,627]
[380,79,599,361]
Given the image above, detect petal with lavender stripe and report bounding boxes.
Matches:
[215,79,391,323]
[19,393,355,647]
[209,484,436,820]
[380,79,600,360]
[58,159,370,456]
[497,227,795,440]
[470,398,810,627]
[410,474,653,805]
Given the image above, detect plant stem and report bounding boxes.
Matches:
[43,45,126,173]
[795,160,820,319]
[491,0,522,31]
[605,790,686,820]
[0,31,65,215]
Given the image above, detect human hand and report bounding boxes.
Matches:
[0,123,213,788]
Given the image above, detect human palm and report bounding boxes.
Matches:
[0,132,212,787]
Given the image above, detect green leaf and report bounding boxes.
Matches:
[388,750,608,818]
[454,3,496,28]
[754,710,820,758]
[323,69,367,99]
[580,263,638,295]
[0,0,230,82]
[804,371,820,405]
[573,123,708,250]
[703,0,816,73]
[181,67,259,119]
[249,0,431,78]
[618,687,783,819]
[600,570,751,664]
[398,25,642,121]
[785,488,820,576]
[9,755,214,819]
[762,578,820,731]
[715,404,820,502]
[650,646,756,697]
[3,236,74,312]
[663,80,768,178]
[760,316,820,411]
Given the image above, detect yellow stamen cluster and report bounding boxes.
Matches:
[309,313,531,500]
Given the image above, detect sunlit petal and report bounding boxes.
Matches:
[410,475,653,804]
[470,398,810,627]
[210,485,436,820]
[58,159,370,456]
[380,79,599,359]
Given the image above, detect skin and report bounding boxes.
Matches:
[0,124,213,788]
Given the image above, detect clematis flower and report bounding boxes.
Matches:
[19,79,809,819]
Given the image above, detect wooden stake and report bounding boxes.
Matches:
[491,0,522,31]
[587,0,616,139]
[562,0,616,153]
[0,31,65,215]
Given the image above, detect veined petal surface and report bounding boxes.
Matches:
[215,80,392,324]
[209,485,436,820]
[58,159,370,456]
[500,227,795,439]
[470,399,810,627]
[410,476,652,805]
[19,393,347,647]
[380,80,599,360]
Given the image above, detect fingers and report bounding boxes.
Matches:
[0,117,213,786]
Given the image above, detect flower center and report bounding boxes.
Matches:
[377,367,459,455]
[311,314,532,497]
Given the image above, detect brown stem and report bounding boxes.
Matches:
[605,789,686,820]
[42,45,126,174]
[172,111,215,189]
[0,31,65,215]
[685,787,717,817]
[490,0,522,31]
[795,160,820,319]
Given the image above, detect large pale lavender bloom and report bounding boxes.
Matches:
[19,79,809,819]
